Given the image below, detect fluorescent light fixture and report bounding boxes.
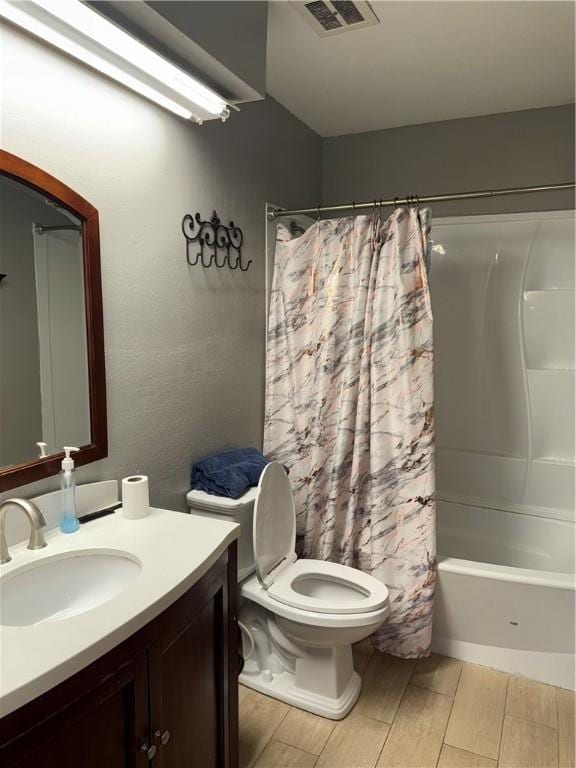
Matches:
[0,0,230,122]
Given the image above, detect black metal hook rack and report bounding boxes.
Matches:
[182,210,251,271]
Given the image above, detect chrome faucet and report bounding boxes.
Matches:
[0,499,47,564]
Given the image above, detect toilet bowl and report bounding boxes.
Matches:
[186,462,389,719]
[239,462,389,719]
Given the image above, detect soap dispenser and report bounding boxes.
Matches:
[59,446,80,533]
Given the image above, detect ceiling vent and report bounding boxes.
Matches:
[291,0,379,37]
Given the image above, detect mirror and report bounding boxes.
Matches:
[0,151,106,491]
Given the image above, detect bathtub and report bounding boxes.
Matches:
[433,499,575,689]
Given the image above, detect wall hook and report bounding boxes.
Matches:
[182,210,250,271]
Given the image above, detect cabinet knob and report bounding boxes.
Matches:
[140,742,157,760]
[154,729,171,746]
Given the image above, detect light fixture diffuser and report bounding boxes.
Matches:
[0,0,230,122]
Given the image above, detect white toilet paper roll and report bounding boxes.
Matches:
[121,475,150,519]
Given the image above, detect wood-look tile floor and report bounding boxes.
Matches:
[239,641,575,768]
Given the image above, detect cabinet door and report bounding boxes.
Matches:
[1,653,149,768]
[148,564,231,768]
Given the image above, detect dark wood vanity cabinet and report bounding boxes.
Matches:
[0,544,238,768]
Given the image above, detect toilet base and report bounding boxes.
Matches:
[239,666,361,720]
[238,600,371,719]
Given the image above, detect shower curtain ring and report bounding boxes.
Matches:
[394,196,399,209]
[316,204,321,221]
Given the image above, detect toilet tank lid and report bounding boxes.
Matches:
[186,486,258,514]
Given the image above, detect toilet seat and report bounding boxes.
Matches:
[241,571,389,629]
[252,462,389,617]
[268,558,389,615]
[252,462,297,588]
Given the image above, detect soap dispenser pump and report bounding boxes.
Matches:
[59,446,80,533]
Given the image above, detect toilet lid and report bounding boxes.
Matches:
[253,462,297,587]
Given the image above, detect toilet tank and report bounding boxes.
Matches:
[186,487,258,581]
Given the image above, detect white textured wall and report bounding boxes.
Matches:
[0,23,322,511]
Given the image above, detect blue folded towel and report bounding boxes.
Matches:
[190,447,272,499]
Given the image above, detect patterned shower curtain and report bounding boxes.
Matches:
[264,207,435,658]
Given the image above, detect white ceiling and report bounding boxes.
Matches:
[266,1,575,137]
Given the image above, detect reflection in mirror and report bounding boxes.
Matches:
[0,176,90,469]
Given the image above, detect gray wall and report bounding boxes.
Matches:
[323,105,575,217]
[0,23,321,511]
[1,23,573,514]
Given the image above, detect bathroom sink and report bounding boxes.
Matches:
[0,550,141,627]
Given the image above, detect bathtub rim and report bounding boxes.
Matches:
[437,555,576,591]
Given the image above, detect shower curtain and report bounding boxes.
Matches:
[264,207,436,658]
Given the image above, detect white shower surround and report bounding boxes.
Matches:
[429,210,575,689]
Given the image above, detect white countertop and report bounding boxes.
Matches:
[0,507,240,717]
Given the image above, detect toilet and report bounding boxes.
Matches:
[187,461,389,719]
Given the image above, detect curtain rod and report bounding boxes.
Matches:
[34,224,81,234]
[267,182,576,220]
